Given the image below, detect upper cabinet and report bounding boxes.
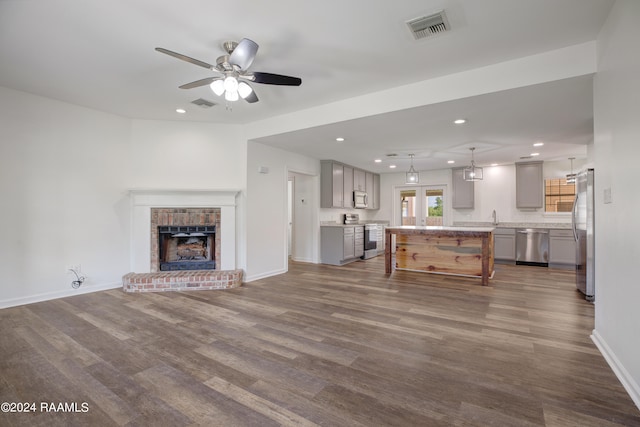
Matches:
[354,169,367,191]
[321,160,380,209]
[343,165,354,208]
[516,161,544,209]
[321,161,344,208]
[370,173,380,210]
[452,167,474,209]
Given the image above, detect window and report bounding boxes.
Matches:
[545,178,575,212]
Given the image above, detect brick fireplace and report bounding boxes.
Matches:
[150,208,220,273]
[124,190,242,293]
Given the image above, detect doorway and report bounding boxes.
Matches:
[395,185,447,226]
[287,171,317,265]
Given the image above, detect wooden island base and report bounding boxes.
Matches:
[385,226,495,285]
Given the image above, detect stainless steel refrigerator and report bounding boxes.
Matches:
[572,169,595,301]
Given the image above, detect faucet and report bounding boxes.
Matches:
[492,210,498,225]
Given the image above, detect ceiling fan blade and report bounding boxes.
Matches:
[228,38,258,70]
[178,77,216,89]
[252,72,302,86]
[244,90,259,104]
[155,47,214,70]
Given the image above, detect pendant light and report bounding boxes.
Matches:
[463,147,483,181]
[566,157,576,184]
[405,154,419,184]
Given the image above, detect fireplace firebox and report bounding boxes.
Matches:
[158,225,216,271]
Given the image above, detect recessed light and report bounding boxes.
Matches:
[454,119,466,124]
[176,108,186,114]
[389,164,397,169]
[336,137,345,142]
[447,160,455,164]
[531,152,540,156]
[533,142,544,147]
[491,163,498,167]
[374,159,382,163]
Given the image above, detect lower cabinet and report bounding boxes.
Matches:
[354,226,364,258]
[342,227,355,259]
[493,228,575,266]
[321,226,364,265]
[376,224,385,255]
[549,229,576,265]
[494,228,516,261]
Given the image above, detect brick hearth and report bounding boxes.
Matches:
[122,270,243,293]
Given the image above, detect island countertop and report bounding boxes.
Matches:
[385,225,496,233]
[385,226,495,285]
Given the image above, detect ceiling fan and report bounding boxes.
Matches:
[155,38,302,104]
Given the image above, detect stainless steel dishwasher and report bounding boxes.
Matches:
[516,229,549,266]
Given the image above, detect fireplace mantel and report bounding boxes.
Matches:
[129,189,240,273]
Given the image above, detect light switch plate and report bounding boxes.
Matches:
[604,187,612,204]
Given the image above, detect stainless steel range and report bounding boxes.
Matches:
[343,214,377,259]
[362,224,378,259]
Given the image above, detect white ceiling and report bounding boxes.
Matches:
[0,0,614,172]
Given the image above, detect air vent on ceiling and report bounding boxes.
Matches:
[406,11,450,40]
[191,98,216,108]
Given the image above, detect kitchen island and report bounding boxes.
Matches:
[384,226,495,285]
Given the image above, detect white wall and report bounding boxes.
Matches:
[373,158,588,226]
[373,169,451,225]
[0,87,132,307]
[245,142,319,281]
[129,120,245,190]
[245,42,597,142]
[128,119,247,270]
[0,88,248,308]
[592,0,640,408]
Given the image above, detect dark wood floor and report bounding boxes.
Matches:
[1,258,639,426]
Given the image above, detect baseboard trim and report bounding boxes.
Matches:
[591,329,640,410]
[244,268,287,283]
[291,256,315,263]
[0,281,122,309]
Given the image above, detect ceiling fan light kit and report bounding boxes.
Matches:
[463,147,483,181]
[156,38,301,105]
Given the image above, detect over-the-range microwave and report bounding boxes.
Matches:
[354,190,368,209]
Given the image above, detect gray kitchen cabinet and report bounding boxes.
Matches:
[549,229,576,265]
[494,228,516,261]
[343,165,354,208]
[354,169,367,191]
[364,172,380,210]
[321,161,345,208]
[321,226,364,265]
[376,224,385,255]
[354,226,364,258]
[365,172,374,194]
[343,227,355,259]
[516,161,544,209]
[370,174,380,210]
[321,160,380,209]
[452,167,474,209]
